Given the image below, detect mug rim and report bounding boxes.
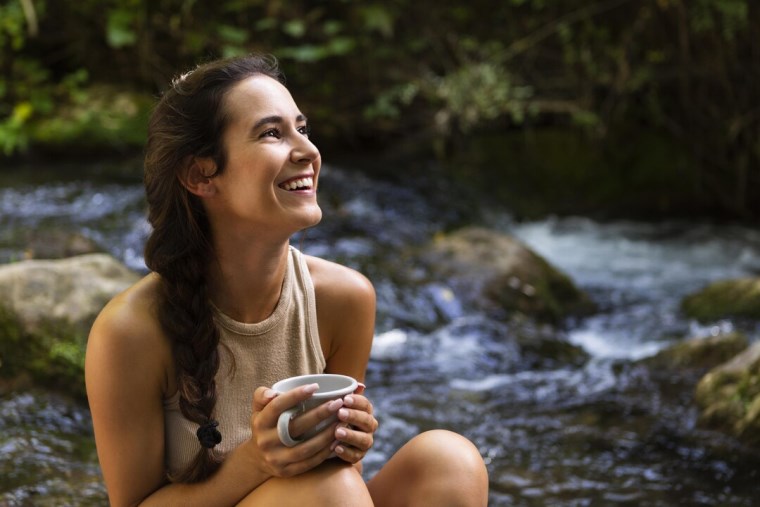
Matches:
[272,373,358,398]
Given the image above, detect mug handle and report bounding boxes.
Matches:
[277,407,303,447]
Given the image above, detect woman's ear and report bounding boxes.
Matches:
[180,157,218,197]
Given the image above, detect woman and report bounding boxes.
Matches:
[85,54,489,506]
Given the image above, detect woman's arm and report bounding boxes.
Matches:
[86,277,337,506]
[307,256,379,466]
[307,256,375,381]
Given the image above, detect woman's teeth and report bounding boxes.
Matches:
[281,177,313,191]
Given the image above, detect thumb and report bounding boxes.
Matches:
[252,386,278,413]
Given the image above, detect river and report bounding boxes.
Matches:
[1,164,759,506]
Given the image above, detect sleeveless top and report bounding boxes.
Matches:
[163,246,327,479]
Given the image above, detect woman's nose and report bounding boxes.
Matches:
[291,134,320,165]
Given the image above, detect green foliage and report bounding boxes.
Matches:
[0,0,28,51]
[1,0,757,218]
[32,85,152,151]
[106,7,138,48]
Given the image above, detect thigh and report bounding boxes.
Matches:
[236,460,373,507]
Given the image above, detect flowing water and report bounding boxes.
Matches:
[1,164,759,506]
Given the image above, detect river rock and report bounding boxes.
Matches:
[22,229,103,260]
[695,341,760,447]
[640,332,749,371]
[419,227,594,322]
[0,254,139,399]
[681,277,760,322]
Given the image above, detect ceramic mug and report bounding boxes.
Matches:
[272,373,358,447]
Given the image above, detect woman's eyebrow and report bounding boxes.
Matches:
[251,114,308,131]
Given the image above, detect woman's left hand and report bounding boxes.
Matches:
[332,390,378,464]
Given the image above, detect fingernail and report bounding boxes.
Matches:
[335,445,345,455]
[302,383,319,394]
[264,389,278,399]
[336,427,347,439]
[338,408,349,420]
[327,399,343,411]
[343,395,354,407]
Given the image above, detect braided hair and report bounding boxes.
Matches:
[143,54,284,482]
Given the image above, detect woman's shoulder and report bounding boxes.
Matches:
[303,255,376,373]
[86,273,173,392]
[303,255,375,303]
[92,272,164,336]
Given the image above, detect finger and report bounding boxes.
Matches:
[257,383,320,427]
[288,397,344,439]
[333,440,368,464]
[337,407,378,434]
[278,438,338,478]
[334,424,374,452]
[353,382,366,395]
[342,394,373,415]
[272,421,340,473]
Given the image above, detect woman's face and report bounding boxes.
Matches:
[204,75,322,240]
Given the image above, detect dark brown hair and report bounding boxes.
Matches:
[143,54,284,482]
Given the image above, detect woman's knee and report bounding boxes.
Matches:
[399,430,489,505]
[409,430,487,474]
[239,461,372,507]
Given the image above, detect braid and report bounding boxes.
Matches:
[160,258,223,482]
[145,186,223,482]
[142,54,284,483]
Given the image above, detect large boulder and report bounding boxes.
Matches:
[419,227,594,322]
[681,277,760,322]
[695,341,760,447]
[0,254,139,399]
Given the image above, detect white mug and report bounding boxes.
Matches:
[272,373,358,447]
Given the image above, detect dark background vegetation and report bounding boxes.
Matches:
[1,0,758,221]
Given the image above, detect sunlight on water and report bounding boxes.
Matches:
[507,217,760,291]
[567,328,665,359]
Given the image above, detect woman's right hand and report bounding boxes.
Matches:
[247,385,343,478]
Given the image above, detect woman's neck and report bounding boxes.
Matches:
[206,239,290,323]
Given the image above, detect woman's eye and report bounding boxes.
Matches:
[298,125,311,137]
[261,128,281,139]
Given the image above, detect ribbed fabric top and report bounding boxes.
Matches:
[163,246,326,479]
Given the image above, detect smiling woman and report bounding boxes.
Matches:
[84,54,489,507]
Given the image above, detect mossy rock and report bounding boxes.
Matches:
[640,332,749,371]
[681,277,760,322]
[0,254,139,400]
[421,227,595,322]
[695,342,760,447]
[0,304,88,400]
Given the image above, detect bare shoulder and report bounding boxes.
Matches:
[86,273,173,395]
[304,255,375,376]
[86,274,176,504]
[304,255,375,306]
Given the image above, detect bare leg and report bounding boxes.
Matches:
[367,430,489,507]
[237,460,374,507]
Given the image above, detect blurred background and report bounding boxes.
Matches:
[2,1,760,506]
[2,0,758,220]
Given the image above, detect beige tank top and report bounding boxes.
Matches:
[162,246,327,479]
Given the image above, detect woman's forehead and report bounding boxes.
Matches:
[224,75,300,122]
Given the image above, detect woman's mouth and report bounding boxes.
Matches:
[278,176,314,191]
